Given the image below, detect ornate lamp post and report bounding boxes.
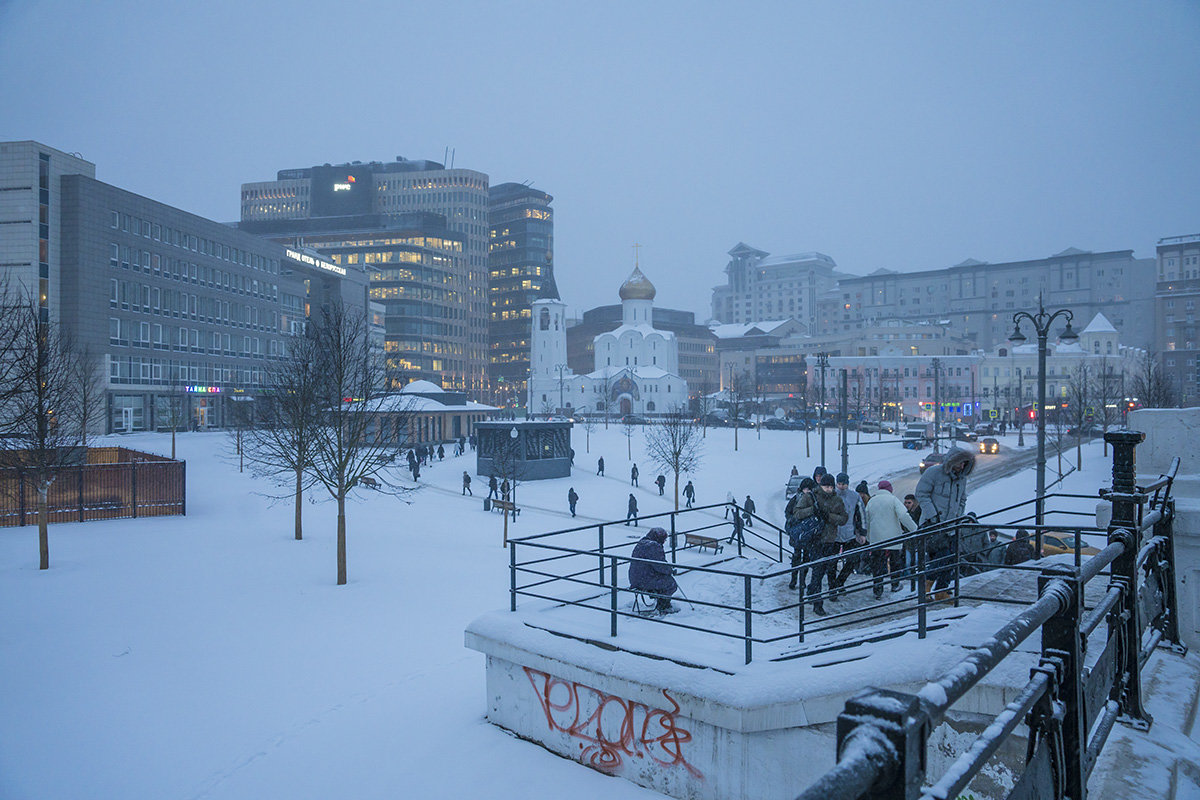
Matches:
[1009,297,1078,527]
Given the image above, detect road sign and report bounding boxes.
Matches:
[988,409,998,419]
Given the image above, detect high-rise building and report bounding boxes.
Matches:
[1155,233,1200,405]
[241,158,491,395]
[487,183,553,408]
[710,244,841,330]
[0,140,366,433]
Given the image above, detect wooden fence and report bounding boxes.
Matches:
[0,448,185,526]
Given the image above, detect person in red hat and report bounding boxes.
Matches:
[864,479,918,597]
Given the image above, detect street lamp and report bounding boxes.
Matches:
[554,364,568,416]
[1009,296,1078,528]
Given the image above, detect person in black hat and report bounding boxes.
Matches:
[805,472,849,616]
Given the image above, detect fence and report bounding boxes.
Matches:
[797,429,1184,800]
[507,480,1118,665]
[0,447,186,526]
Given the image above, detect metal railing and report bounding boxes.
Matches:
[796,429,1185,800]
[508,477,1124,665]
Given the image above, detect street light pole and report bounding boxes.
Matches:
[1010,296,1078,528]
[931,357,941,453]
[555,364,567,416]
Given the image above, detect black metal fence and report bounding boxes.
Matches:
[0,447,186,526]
[507,482,1116,665]
[797,429,1184,800]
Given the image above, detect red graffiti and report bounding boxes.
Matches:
[523,666,703,779]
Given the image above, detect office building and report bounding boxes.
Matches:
[488,183,553,408]
[241,158,492,395]
[1155,233,1200,405]
[819,248,1155,352]
[0,140,366,433]
[710,244,841,331]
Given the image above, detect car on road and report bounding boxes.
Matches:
[947,424,977,443]
[1039,533,1101,558]
[761,417,792,430]
[785,474,804,497]
[974,422,996,436]
[859,421,881,434]
[620,414,647,425]
[919,450,946,473]
[728,418,756,429]
[978,437,1000,455]
[902,429,930,449]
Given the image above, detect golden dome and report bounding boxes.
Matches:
[619,266,656,301]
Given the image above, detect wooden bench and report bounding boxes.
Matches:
[685,533,723,554]
[492,499,520,518]
[359,476,380,490]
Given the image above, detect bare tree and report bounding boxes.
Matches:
[622,415,637,460]
[0,279,34,436]
[695,376,715,438]
[597,371,613,430]
[644,407,704,511]
[579,410,597,453]
[5,307,85,570]
[1131,350,1176,409]
[726,366,747,452]
[539,398,555,419]
[242,332,322,540]
[1066,364,1092,471]
[484,426,527,546]
[1093,356,1119,456]
[70,345,106,451]
[306,302,407,585]
[158,383,189,460]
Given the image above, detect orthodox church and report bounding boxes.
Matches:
[528,265,688,417]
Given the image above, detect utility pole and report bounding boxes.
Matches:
[932,357,941,453]
[840,369,849,476]
[817,353,830,467]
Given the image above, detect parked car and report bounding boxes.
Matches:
[620,414,647,425]
[948,424,977,442]
[859,421,881,434]
[880,422,898,434]
[978,437,1000,455]
[761,417,792,430]
[785,474,804,498]
[700,413,728,427]
[974,422,995,436]
[902,429,930,450]
[919,450,947,473]
[729,418,755,429]
[1039,533,1101,558]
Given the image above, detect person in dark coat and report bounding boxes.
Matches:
[629,527,678,614]
[743,495,756,527]
[1005,529,1036,565]
[791,465,799,477]
[728,505,745,546]
[500,479,510,500]
[786,478,819,590]
[597,456,605,476]
[462,471,472,496]
[683,480,696,508]
[655,474,666,496]
[412,462,420,481]
[812,465,827,483]
[487,475,499,500]
[437,444,445,461]
[903,493,922,590]
[805,473,849,616]
[625,494,639,526]
[631,463,639,486]
[916,448,976,597]
[569,448,575,466]
[568,487,579,517]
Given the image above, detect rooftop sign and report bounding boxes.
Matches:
[285,248,346,276]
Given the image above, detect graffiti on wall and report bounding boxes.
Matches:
[523,667,703,779]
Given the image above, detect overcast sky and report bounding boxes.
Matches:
[2,1,1197,319]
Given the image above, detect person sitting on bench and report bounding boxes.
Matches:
[629,527,678,615]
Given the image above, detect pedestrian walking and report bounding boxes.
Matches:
[487,475,498,500]
[832,473,866,593]
[626,493,639,526]
[1005,529,1036,565]
[785,478,820,590]
[655,474,666,496]
[568,487,579,517]
[743,495,756,527]
[569,448,575,466]
[903,493,922,590]
[724,490,736,519]
[683,480,695,508]
[729,505,745,546]
[791,465,799,477]
[437,444,445,461]
[864,480,917,597]
[462,471,472,496]
[500,479,510,501]
[412,462,420,481]
[915,448,976,600]
[631,463,639,487]
[805,473,849,616]
[597,456,605,476]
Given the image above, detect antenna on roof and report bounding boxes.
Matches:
[450,148,455,169]
[443,147,449,166]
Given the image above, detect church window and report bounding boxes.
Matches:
[653,356,656,365]
[647,402,656,411]
[539,308,549,331]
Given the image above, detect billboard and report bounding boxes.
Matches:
[310,165,373,217]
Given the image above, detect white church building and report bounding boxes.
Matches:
[528,266,689,417]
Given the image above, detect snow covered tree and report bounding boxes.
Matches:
[644,407,704,511]
[1131,350,1176,409]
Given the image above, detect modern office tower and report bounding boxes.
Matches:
[819,248,1156,352]
[1155,233,1200,405]
[710,244,841,330]
[241,158,491,395]
[0,140,366,433]
[487,182,553,408]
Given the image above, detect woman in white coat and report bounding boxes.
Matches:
[864,480,918,597]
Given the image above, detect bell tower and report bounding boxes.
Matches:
[528,275,567,411]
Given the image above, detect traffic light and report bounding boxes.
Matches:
[1029,409,1036,420]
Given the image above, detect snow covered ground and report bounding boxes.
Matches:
[0,424,1138,799]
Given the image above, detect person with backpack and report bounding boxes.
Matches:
[683,480,696,508]
[568,487,579,517]
[804,473,849,616]
[462,471,472,496]
[785,478,822,591]
[864,480,917,597]
[487,475,498,500]
[655,474,666,496]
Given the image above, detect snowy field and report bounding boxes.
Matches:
[0,424,1126,799]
